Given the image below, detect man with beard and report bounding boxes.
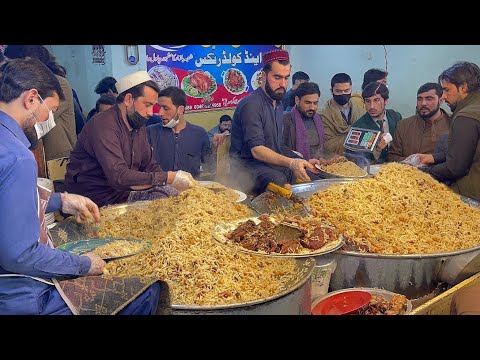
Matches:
[425,62,480,202]
[283,81,325,161]
[352,82,402,163]
[64,71,195,207]
[388,83,450,162]
[0,59,169,315]
[320,73,366,155]
[230,49,318,194]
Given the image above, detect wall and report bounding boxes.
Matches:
[111,45,231,130]
[51,45,480,127]
[50,45,227,130]
[51,45,113,116]
[288,45,480,117]
[111,45,147,79]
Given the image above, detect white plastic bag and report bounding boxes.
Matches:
[401,153,427,168]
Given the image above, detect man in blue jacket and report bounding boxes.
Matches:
[147,86,213,178]
[0,58,164,315]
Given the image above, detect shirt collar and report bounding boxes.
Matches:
[372,110,387,122]
[259,87,276,107]
[0,110,31,148]
[340,104,351,115]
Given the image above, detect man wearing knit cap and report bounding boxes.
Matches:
[64,70,196,206]
[230,49,320,194]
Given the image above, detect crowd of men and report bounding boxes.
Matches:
[2,46,480,315]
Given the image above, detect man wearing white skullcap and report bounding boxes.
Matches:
[64,70,196,206]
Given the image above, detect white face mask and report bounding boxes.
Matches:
[162,111,180,129]
[34,109,56,139]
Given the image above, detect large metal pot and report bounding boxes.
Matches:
[321,247,480,299]
[172,258,315,315]
[292,179,480,299]
[51,202,315,315]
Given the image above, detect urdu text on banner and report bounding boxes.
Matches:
[146,45,280,112]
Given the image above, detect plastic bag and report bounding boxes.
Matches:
[401,153,427,168]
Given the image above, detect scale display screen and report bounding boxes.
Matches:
[344,127,382,153]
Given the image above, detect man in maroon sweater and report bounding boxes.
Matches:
[64,71,194,206]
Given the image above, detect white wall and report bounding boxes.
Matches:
[50,45,148,115]
[51,45,114,115]
[111,45,147,79]
[288,45,480,117]
[50,45,480,119]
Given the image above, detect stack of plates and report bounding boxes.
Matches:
[37,178,55,226]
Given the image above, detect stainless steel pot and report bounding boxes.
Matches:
[172,258,315,315]
[292,179,480,299]
[321,246,480,299]
[51,202,316,315]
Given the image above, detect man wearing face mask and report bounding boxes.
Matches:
[4,45,77,161]
[64,71,195,207]
[147,86,212,178]
[0,59,169,315]
[320,73,366,155]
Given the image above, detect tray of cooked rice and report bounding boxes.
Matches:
[314,155,369,179]
[50,187,316,313]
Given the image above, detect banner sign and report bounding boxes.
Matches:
[146,45,280,112]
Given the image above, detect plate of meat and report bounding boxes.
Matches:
[212,214,344,258]
[251,69,263,90]
[181,70,217,98]
[222,68,248,95]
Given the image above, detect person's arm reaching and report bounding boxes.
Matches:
[428,116,480,181]
[251,146,314,182]
[0,156,93,278]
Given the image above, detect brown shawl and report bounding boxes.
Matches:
[320,93,366,155]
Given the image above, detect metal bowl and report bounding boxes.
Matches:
[172,258,315,315]
[291,178,480,299]
[49,201,152,246]
[312,287,413,315]
[323,245,480,299]
[51,201,316,315]
[315,153,371,179]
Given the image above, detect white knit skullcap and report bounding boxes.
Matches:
[115,71,152,94]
